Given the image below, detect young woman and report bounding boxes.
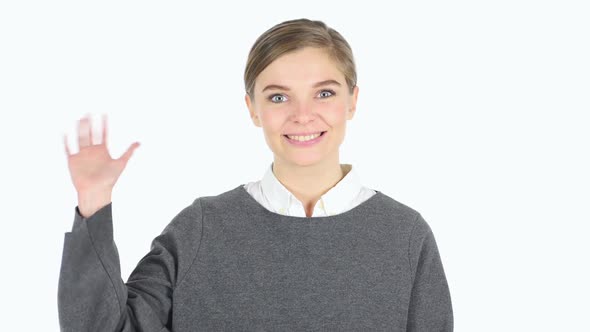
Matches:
[59,18,453,331]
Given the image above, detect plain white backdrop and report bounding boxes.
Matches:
[1,0,588,330]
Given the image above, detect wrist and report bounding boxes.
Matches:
[77,191,112,218]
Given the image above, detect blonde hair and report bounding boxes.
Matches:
[244,18,357,102]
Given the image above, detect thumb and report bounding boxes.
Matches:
[118,142,140,164]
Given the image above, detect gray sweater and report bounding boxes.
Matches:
[58,184,453,331]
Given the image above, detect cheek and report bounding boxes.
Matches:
[259,109,286,132]
[321,103,349,122]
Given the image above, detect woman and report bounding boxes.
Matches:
[59,18,453,331]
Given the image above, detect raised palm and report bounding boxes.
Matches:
[64,113,140,195]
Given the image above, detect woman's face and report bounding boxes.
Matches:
[245,47,359,167]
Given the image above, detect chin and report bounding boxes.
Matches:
[283,153,330,168]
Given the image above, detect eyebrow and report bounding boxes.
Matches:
[261,79,342,93]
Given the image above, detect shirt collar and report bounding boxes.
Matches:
[260,162,362,215]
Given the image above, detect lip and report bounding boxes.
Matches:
[284,131,325,136]
[283,131,326,147]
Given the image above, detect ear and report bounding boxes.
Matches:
[347,85,359,120]
[245,93,261,128]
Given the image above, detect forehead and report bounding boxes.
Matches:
[256,47,344,87]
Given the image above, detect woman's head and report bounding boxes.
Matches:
[244,18,357,100]
[244,18,359,168]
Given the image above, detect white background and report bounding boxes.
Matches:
[1,1,588,331]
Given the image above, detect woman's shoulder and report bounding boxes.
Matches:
[191,184,246,207]
[372,190,422,221]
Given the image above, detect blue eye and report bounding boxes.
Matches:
[319,89,335,98]
[269,94,287,103]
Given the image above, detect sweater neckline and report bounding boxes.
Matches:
[235,184,385,222]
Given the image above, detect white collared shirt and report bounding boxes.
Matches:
[243,163,377,217]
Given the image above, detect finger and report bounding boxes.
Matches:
[118,142,140,163]
[77,113,91,148]
[63,133,71,156]
[102,113,108,146]
[88,113,94,145]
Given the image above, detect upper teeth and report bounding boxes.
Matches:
[286,132,322,141]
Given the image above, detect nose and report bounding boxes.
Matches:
[289,100,315,123]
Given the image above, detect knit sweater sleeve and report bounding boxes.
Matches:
[57,199,203,332]
[406,213,454,331]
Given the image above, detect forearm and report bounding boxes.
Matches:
[58,203,170,332]
[59,203,126,331]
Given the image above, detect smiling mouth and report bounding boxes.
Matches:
[283,131,327,138]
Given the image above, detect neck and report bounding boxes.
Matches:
[272,153,347,202]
